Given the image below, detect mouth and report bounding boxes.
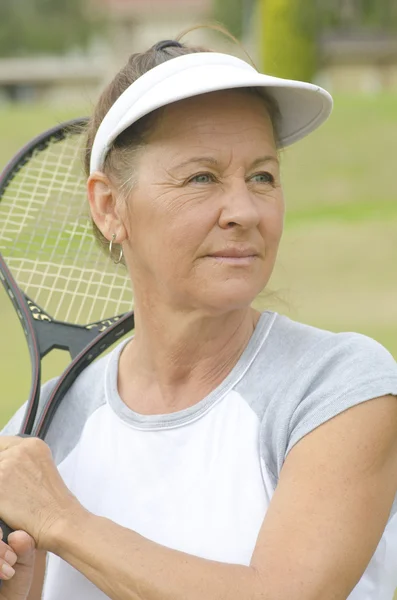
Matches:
[207,247,259,264]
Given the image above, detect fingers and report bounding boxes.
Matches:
[0,436,26,452]
[0,529,35,582]
[0,537,17,581]
[0,436,51,459]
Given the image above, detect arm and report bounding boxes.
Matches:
[44,394,397,600]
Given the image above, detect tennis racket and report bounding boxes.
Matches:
[0,118,135,543]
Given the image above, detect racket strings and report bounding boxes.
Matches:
[0,129,133,325]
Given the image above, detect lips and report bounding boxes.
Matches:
[209,247,258,258]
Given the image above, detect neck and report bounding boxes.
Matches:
[118,300,261,415]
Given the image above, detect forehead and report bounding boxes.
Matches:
[146,89,276,148]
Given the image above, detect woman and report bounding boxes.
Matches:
[1,37,397,600]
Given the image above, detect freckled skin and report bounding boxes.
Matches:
[119,90,285,316]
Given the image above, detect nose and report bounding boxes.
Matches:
[218,179,260,230]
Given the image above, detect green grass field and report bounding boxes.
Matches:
[1,96,397,599]
[0,94,397,429]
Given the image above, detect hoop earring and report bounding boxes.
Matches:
[109,233,123,264]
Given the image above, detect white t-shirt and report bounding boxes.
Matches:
[4,312,397,599]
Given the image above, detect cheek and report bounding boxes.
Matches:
[159,213,214,269]
[260,200,285,249]
[127,192,216,267]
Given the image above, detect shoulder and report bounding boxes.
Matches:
[261,312,397,380]
[245,312,397,407]
[1,339,129,465]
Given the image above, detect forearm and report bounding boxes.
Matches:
[48,510,265,600]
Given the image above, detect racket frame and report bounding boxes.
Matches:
[0,255,41,435]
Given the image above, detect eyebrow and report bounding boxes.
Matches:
[250,155,280,169]
[172,155,279,170]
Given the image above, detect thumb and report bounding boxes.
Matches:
[7,531,36,566]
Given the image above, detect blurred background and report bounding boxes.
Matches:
[0,4,397,596]
[0,0,396,427]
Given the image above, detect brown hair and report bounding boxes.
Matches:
[84,26,281,260]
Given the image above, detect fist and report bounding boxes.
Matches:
[0,436,81,550]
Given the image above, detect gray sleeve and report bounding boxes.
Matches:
[286,333,397,456]
[1,378,58,436]
[261,332,397,486]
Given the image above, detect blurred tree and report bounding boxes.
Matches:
[0,0,102,57]
[259,0,317,81]
[212,0,244,39]
[258,0,397,81]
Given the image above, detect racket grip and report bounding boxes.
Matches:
[0,520,14,544]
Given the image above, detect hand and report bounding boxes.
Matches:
[0,530,35,600]
[0,437,82,550]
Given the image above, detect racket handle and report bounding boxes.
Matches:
[0,520,14,544]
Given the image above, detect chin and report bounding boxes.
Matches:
[195,281,266,315]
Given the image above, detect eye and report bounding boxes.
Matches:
[187,172,217,185]
[249,172,275,184]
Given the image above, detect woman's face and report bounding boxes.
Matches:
[119,89,285,315]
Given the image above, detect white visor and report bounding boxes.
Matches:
[90,52,333,173]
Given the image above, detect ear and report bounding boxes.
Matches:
[87,171,127,243]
